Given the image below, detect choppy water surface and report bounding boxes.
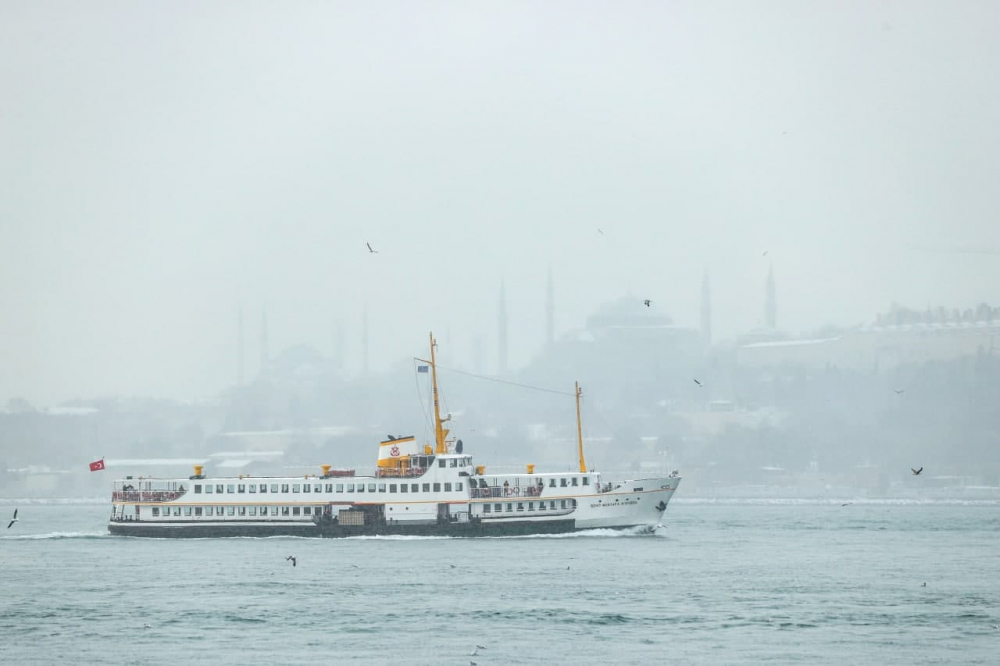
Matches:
[1,500,997,665]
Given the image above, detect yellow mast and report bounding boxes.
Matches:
[575,381,587,473]
[428,332,450,454]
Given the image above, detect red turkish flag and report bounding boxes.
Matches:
[89,459,105,472]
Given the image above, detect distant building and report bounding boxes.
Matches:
[526,296,704,391]
[737,318,1000,371]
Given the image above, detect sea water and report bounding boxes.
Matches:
[1,500,997,665]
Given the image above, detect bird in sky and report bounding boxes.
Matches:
[286,555,297,567]
[643,299,651,307]
[366,242,378,254]
[894,389,905,394]
[597,228,604,235]
[6,509,17,529]
[911,467,923,476]
[693,379,703,387]
[763,250,768,256]
[476,646,487,651]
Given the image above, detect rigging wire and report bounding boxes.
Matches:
[430,364,577,397]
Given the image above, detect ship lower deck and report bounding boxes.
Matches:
[106,518,632,538]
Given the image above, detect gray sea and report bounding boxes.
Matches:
[1,499,997,665]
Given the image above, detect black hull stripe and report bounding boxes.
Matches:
[106,519,623,538]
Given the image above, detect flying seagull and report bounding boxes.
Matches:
[693,379,703,387]
[894,389,905,394]
[763,250,768,256]
[286,555,297,567]
[7,509,17,529]
[841,503,852,507]
[366,242,378,254]
[911,467,923,476]
[643,299,651,307]
[597,228,604,235]
[476,646,487,651]
[470,649,479,657]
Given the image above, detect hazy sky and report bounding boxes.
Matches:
[2,1,1000,404]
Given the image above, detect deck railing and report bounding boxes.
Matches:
[374,467,426,479]
[470,483,613,498]
[470,485,544,499]
[112,489,187,503]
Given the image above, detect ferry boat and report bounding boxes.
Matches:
[108,334,681,538]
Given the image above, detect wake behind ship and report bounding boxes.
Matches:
[108,334,681,538]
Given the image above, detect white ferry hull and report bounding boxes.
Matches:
[107,474,680,538]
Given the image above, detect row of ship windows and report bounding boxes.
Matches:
[551,477,587,487]
[484,500,574,513]
[194,482,465,495]
[147,500,578,518]
[150,506,324,517]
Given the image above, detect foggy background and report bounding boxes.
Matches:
[2,1,1000,497]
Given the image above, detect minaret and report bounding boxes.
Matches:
[765,264,777,329]
[259,310,269,379]
[497,280,508,375]
[700,271,712,345]
[362,304,369,374]
[237,306,245,386]
[546,267,554,346]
